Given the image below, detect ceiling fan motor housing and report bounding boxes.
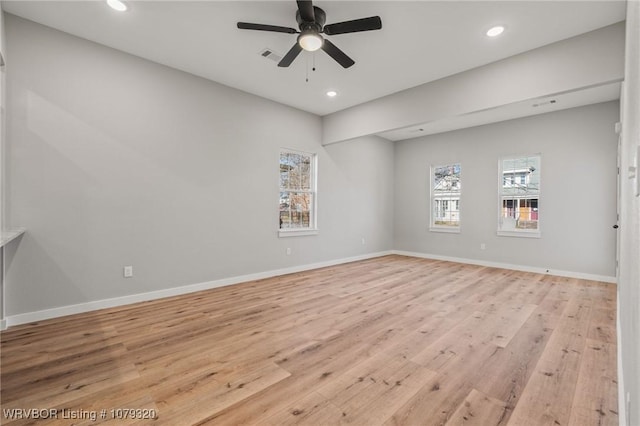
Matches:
[296,6,326,30]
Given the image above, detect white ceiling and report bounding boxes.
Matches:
[2,1,626,118]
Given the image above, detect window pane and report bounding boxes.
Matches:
[284,153,304,190]
[433,164,461,194]
[279,192,290,229]
[280,153,291,190]
[501,197,539,230]
[300,155,311,190]
[294,153,303,190]
[287,192,312,228]
[280,169,289,190]
[290,192,311,212]
[501,156,540,197]
[287,153,298,190]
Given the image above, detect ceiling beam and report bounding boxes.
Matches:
[322,22,625,145]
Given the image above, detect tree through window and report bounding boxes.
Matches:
[279,149,317,234]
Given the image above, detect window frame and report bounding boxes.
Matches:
[429,162,462,234]
[497,154,542,238]
[278,148,318,238]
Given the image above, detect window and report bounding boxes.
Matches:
[430,163,461,232]
[498,155,541,237]
[279,149,317,237]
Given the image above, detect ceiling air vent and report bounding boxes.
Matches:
[260,48,283,64]
[532,99,557,108]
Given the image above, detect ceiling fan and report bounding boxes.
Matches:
[237,0,382,69]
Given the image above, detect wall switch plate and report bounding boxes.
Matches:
[123,265,133,278]
[480,243,486,250]
[361,238,366,245]
[286,248,291,255]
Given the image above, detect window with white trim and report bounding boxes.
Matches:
[430,163,461,232]
[279,149,317,236]
[498,155,541,237]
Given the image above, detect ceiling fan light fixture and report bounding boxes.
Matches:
[106,0,127,12]
[298,30,323,52]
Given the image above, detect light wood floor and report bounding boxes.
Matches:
[1,255,618,425]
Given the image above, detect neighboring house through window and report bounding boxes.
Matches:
[431,163,461,232]
[498,154,541,237]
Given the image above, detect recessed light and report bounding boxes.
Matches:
[326,90,337,98]
[486,26,505,37]
[107,0,127,12]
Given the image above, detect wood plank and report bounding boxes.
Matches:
[587,308,616,344]
[384,343,501,425]
[410,304,536,370]
[470,294,567,411]
[568,339,618,426]
[151,362,290,424]
[314,353,436,424]
[505,294,592,426]
[445,388,511,426]
[260,391,344,425]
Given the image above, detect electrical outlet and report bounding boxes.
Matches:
[123,265,133,278]
[480,243,486,250]
[286,248,291,255]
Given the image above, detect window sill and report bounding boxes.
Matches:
[429,227,461,234]
[278,229,319,238]
[496,230,541,239]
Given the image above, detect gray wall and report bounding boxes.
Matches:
[394,102,619,278]
[3,15,394,317]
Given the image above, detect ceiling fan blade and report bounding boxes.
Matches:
[323,16,382,35]
[321,39,355,68]
[297,0,315,23]
[237,22,298,34]
[278,43,303,67]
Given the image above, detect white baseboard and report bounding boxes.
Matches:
[616,293,627,426]
[4,249,615,329]
[4,251,393,328]
[392,250,617,283]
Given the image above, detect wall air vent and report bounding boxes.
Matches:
[260,48,283,64]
